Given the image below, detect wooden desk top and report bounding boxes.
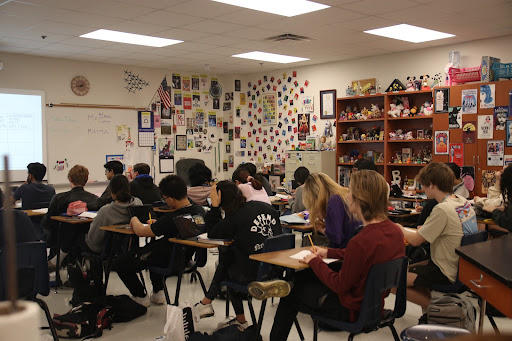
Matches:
[456,236,512,287]
[23,209,47,217]
[388,211,420,218]
[100,224,135,235]
[169,237,232,248]
[50,216,93,224]
[249,246,311,270]
[389,197,428,203]
[283,224,314,232]
[271,200,287,206]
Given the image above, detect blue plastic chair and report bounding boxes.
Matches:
[222,233,305,341]
[0,241,59,341]
[147,243,208,306]
[311,256,408,341]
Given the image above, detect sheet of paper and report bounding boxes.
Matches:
[289,250,337,264]
[32,208,48,213]
[78,211,97,218]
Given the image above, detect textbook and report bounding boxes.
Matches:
[78,211,97,219]
[289,250,337,264]
[196,233,230,246]
[280,214,307,225]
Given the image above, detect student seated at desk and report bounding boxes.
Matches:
[84,175,142,253]
[97,160,124,209]
[262,170,405,341]
[11,162,55,209]
[194,181,282,331]
[237,163,273,196]
[483,164,512,232]
[129,163,161,205]
[232,167,271,205]
[187,163,213,206]
[303,172,360,249]
[288,166,309,213]
[0,189,37,245]
[115,175,205,307]
[41,165,98,252]
[399,162,475,313]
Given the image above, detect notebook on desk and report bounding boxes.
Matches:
[128,205,156,223]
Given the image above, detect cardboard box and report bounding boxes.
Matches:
[481,56,501,82]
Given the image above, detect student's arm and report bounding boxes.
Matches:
[131,216,156,237]
[396,223,427,246]
[491,205,512,232]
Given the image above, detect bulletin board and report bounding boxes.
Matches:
[46,106,139,185]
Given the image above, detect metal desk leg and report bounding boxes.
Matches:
[479,299,486,335]
[54,222,62,293]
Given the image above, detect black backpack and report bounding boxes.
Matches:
[189,325,262,341]
[67,256,105,306]
[52,303,113,339]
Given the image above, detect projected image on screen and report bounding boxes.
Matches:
[0,90,45,180]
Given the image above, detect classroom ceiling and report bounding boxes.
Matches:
[1,0,511,74]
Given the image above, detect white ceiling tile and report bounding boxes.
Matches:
[79,0,155,19]
[57,37,114,48]
[39,43,93,53]
[181,19,246,35]
[170,41,218,52]
[150,47,190,57]
[340,0,419,15]
[0,13,45,31]
[223,27,281,40]
[191,34,246,47]
[19,0,87,10]
[0,1,72,20]
[0,37,52,49]
[1,29,72,43]
[82,49,130,58]
[213,9,281,26]
[52,11,125,28]
[28,21,95,36]
[102,42,162,53]
[28,50,77,58]
[202,46,245,56]
[331,15,400,32]
[427,0,510,13]
[0,46,33,54]
[104,20,171,35]
[166,0,240,18]
[116,0,189,10]
[377,4,452,22]
[67,54,110,62]
[317,0,360,6]
[133,10,203,28]
[156,28,212,41]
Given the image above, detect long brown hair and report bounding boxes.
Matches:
[216,180,247,216]
[303,172,350,230]
[349,170,389,222]
[232,168,263,190]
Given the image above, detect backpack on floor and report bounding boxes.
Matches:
[188,325,262,341]
[99,295,147,323]
[427,293,476,332]
[67,256,105,306]
[52,303,113,339]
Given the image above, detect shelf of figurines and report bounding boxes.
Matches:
[387,139,433,143]
[387,163,428,167]
[337,118,385,123]
[340,89,433,100]
[338,162,385,166]
[389,129,432,141]
[387,116,433,121]
[338,140,384,144]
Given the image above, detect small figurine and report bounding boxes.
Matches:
[420,75,430,90]
[405,76,416,91]
[432,73,443,88]
[405,131,414,140]
[388,103,401,118]
[410,106,418,115]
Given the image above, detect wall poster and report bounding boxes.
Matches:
[262,93,277,125]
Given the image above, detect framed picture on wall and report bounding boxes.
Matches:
[434,88,450,113]
[175,135,187,150]
[507,121,512,147]
[320,89,336,119]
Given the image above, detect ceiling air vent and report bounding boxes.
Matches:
[265,33,311,42]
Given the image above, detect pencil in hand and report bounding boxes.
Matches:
[308,234,317,253]
[148,213,152,225]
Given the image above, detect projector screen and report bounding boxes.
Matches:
[0,88,46,182]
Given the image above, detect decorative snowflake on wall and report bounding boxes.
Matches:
[123,70,149,93]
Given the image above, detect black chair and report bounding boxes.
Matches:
[311,256,408,341]
[146,243,208,306]
[176,158,205,186]
[0,241,59,341]
[27,201,51,240]
[222,233,305,341]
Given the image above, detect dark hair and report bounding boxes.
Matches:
[188,163,212,187]
[110,174,131,202]
[104,160,123,175]
[232,168,262,190]
[445,162,461,180]
[159,175,187,200]
[353,159,377,171]
[500,165,512,205]
[237,163,257,176]
[216,180,246,216]
[27,162,46,181]
[133,163,150,175]
[417,162,454,193]
[294,167,310,185]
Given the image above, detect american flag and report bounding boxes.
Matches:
[157,76,171,109]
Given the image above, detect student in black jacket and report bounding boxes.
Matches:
[129,163,161,205]
[97,160,124,208]
[193,181,282,331]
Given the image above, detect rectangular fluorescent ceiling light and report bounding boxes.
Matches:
[212,0,329,17]
[80,29,183,47]
[364,24,455,43]
[233,51,309,64]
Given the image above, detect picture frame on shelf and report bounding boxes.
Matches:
[320,89,336,119]
[175,135,187,151]
[402,148,412,161]
[417,129,424,139]
[434,88,450,113]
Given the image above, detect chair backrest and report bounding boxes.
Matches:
[176,158,205,186]
[357,257,408,331]
[256,233,295,282]
[0,241,50,300]
[460,230,487,247]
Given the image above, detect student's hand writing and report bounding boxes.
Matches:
[299,252,317,264]
[312,247,328,259]
[210,185,221,207]
[147,219,156,225]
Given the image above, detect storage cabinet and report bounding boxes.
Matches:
[285,150,336,182]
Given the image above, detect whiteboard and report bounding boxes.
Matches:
[46,106,138,185]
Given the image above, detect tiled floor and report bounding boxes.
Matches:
[39,238,512,341]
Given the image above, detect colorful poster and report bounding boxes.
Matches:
[183,93,192,110]
[200,75,208,89]
[195,109,204,133]
[462,120,476,143]
[187,138,194,149]
[174,90,182,106]
[480,84,495,109]
[494,106,508,130]
[487,140,504,166]
[449,143,464,167]
[477,114,493,139]
[301,96,314,113]
[172,73,181,89]
[161,119,172,135]
[191,75,199,90]
[192,93,200,108]
[202,91,210,106]
[262,93,277,125]
[234,127,240,139]
[434,130,449,155]
[158,138,174,157]
[434,88,449,113]
[507,121,512,147]
[461,166,475,192]
[504,155,512,166]
[482,170,497,194]
[461,89,477,114]
[448,106,462,129]
[182,76,190,91]
[298,113,310,141]
[240,93,246,105]
[208,113,216,127]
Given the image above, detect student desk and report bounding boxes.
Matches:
[456,236,512,334]
[22,209,47,217]
[50,216,93,292]
[100,224,134,235]
[249,246,311,270]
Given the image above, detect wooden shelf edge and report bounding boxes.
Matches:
[387,139,433,143]
[338,163,384,166]
[387,116,433,120]
[337,94,386,100]
[337,140,385,144]
[386,163,428,167]
[336,118,385,123]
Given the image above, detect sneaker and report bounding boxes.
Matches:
[150,290,166,305]
[212,318,248,333]
[192,302,214,321]
[248,280,291,301]
[131,295,150,307]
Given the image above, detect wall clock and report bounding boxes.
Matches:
[71,76,90,96]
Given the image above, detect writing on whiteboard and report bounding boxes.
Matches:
[88,113,112,124]
[88,128,110,135]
